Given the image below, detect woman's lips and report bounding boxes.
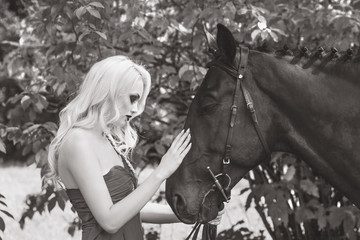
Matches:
[126,115,132,121]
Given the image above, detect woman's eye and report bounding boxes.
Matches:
[130,95,139,103]
[199,103,219,115]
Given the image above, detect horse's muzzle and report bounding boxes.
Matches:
[172,193,198,224]
[198,189,223,223]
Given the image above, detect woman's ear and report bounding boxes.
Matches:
[216,24,237,64]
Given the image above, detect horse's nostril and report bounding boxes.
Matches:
[173,193,186,215]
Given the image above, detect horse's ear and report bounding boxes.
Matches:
[216,24,236,63]
[202,23,218,56]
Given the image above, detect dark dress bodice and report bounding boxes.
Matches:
[66,165,143,240]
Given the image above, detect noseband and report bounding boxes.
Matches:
[206,46,271,203]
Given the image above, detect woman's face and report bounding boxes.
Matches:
[113,78,144,127]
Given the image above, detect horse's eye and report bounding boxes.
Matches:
[199,103,220,115]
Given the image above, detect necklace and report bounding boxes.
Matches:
[104,132,136,175]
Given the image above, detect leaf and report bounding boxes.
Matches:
[170,19,190,34]
[22,144,32,156]
[240,187,250,195]
[251,29,260,41]
[43,122,58,136]
[134,27,153,42]
[95,31,107,40]
[178,65,190,78]
[268,202,289,227]
[271,27,287,36]
[327,207,346,228]
[57,196,65,211]
[68,225,76,236]
[343,211,356,238]
[267,29,278,42]
[56,82,67,96]
[169,76,179,88]
[45,22,55,35]
[0,217,4,232]
[317,215,327,230]
[245,192,254,211]
[300,179,319,198]
[283,165,295,181]
[21,95,32,110]
[0,139,6,154]
[237,8,248,15]
[0,200,7,207]
[79,30,91,41]
[38,95,49,109]
[257,15,267,24]
[154,142,166,155]
[50,4,64,19]
[0,210,14,219]
[87,8,101,19]
[48,197,56,212]
[34,100,45,112]
[75,6,86,19]
[89,2,104,8]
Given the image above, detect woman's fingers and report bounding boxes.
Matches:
[180,142,192,157]
[171,129,184,147]
[178,133,191,153]
[171,129,190,150]
[175,129,190,149]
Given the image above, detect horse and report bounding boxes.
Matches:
[165,23,360,225]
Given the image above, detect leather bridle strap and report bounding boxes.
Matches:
[240,81,271,156]
[207,47,271,185]
[237,47,271,158]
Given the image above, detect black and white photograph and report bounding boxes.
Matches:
[0,0,359,239]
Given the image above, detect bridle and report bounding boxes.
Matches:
[205,46,271,202]
[186,46,271,240]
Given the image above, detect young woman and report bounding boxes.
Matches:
[46,56,222,240]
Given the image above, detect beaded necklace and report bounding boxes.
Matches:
[104,132,136,175]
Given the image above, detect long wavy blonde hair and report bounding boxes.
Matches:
[46,56,151,187]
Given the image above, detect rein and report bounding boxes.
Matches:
[186,46,271,240]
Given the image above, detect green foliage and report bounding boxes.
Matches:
[0,0,359,238]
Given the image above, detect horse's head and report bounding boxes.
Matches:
[166,24,272,224]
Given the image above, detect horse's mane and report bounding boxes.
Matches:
[252,43,360,81]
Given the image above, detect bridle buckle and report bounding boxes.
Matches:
[247,103,255,113]
[223,157,230,165]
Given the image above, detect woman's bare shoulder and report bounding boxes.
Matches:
[58,128,99,168]
[60,128,94,151]
[58,128,102,187]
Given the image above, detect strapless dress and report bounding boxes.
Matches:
[66,165,143,240]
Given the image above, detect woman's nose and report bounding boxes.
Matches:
[130,102,139,114]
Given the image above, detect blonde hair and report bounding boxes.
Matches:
[46,55,151,187]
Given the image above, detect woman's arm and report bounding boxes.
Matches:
[140,202,180,224]
[61,129,191,233]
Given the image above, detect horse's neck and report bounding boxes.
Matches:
[251,52,360,139]
[250,51,360,207]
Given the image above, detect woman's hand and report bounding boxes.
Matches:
[208,207,225,225]
[156,129,191,180]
